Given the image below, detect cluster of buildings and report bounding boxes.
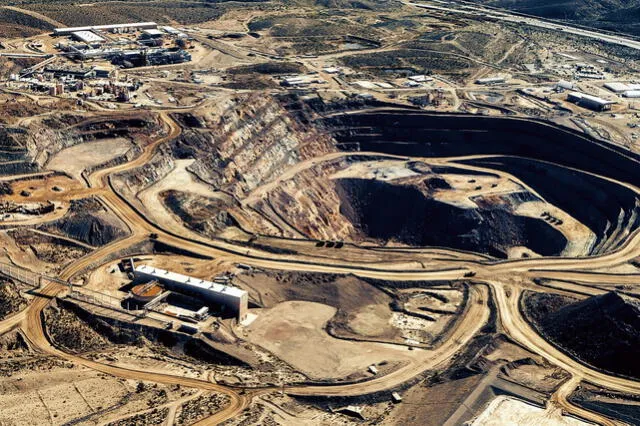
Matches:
[403,74,434,87]
[9,64,141,101]
[573,63,605,80]
[53,22,192,67]
[6,22,196,102]
[280,75,326,87]
[604,82,640,98]
[53,22,159,36]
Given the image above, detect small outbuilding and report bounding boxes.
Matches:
[141,29,164,39]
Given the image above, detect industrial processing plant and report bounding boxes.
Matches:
[132,264,248,321]
[2,2,640,425]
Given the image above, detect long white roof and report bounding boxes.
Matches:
[604,82,640,93]
[72,31,104,43]
[568,91,614,105]
[54,22,157,34]
[135,264,246,298]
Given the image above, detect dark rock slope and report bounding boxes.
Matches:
[336,178,566,258]
[527,291,640,378]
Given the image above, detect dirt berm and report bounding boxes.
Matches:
[45,299,249,367]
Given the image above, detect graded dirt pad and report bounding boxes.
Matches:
[236,271,400,341]
[46,138,132,183]
[469,396,590,425]
[0,175,85,203]
[244,301,418,380]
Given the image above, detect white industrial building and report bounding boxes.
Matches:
[476,76,506,85]
[623,90,640,98]
[604,82,640,93]
[72,31,105,44]
[133,264,248,321]
[409,75,434,83]
[141,29,164,39]
[161,26,181,35]
[567,92,614,111]
[54,22,158,35]
[555,80,575,91]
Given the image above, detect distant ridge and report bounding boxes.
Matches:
[471,0,640,37]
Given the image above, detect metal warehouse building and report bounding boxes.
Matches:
[72,31,105,44]
[54,22,158,35]
[567,92,614,111]
[604,82,640,93]
[133,265,248,321]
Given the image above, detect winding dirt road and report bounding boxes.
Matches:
[3,108,640,425]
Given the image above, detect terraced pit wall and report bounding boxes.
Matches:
[320,110,640,256]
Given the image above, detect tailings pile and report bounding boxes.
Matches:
[524,291,640,378]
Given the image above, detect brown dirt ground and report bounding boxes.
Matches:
[235,271,399,340]
[243,300,418,380]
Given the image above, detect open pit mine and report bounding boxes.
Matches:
[2,2,640,425]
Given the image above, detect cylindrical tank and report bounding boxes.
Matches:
[130,281,163,303]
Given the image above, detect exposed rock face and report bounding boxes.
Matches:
[0,111,162,178]
[28,114,161,168]
[0,279,27,320]
[318,109,640,257]
[161,190,236,239]
[251,159,354,239]
[527,291,640,378]
[42,198,128,247]
[171,94,336,199]
[115,94,336,238]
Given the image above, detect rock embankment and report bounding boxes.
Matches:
[525,291,640,378]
